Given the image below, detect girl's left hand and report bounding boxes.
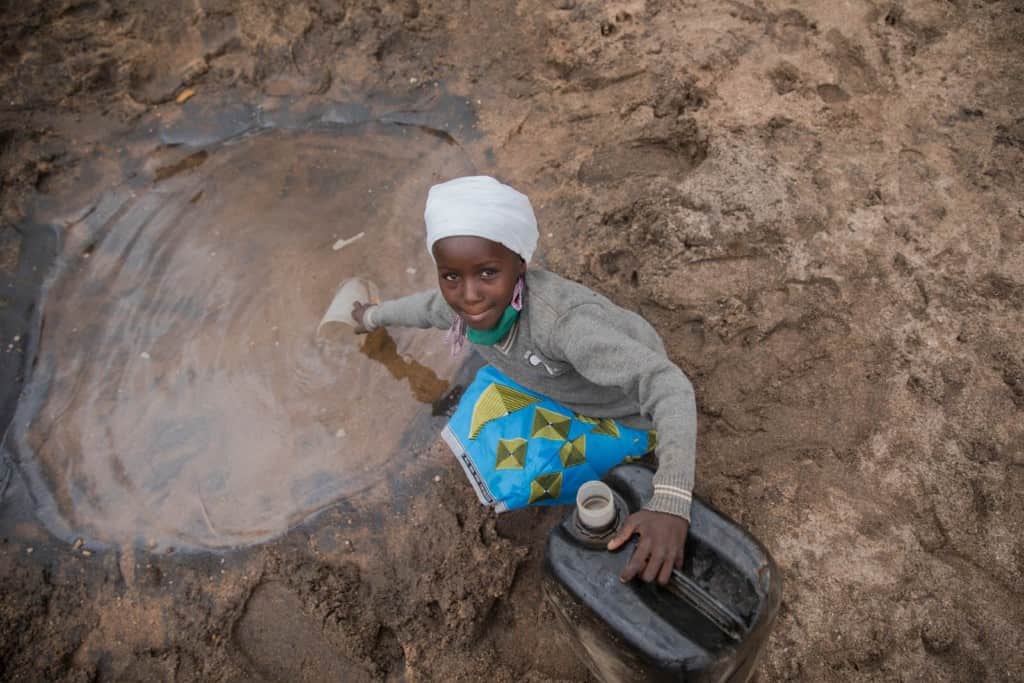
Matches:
[606,510,690,585]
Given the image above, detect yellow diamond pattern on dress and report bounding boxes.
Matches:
[646,430,658,452]
[469,383,541,440]
[592,418,621,439]
[558,434,587,467]
[530,407,571,441]
[495,438,528,470]
[574,413,620,438]
[528,472,563,504]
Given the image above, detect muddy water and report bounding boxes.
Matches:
[11,123,472,549]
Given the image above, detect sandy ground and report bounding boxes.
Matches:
[1,0,1023,681]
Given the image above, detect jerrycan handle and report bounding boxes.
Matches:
[666,569,746,642]
[576,479,751,641]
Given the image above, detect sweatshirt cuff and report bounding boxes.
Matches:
[362,304,380,331]
[644,481,692,521]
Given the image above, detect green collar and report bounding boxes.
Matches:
[466,306,520,346]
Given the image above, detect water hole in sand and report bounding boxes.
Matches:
[8,118,474,550]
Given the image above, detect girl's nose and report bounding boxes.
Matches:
[463,279,484,303]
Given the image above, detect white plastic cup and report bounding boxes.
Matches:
[576,481,617,532]
[317,277,380,335]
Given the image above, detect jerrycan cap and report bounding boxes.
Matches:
[576,481,617,533]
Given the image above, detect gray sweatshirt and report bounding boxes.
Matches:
[363,268,696,519]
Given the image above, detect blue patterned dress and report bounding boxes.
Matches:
[442,365,656,512]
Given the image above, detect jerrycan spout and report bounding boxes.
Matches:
[575,481,619,535]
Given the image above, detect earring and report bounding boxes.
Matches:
[511,276,525,311]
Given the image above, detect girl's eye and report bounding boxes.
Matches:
[480,269,498,279]
[441,272,459,282]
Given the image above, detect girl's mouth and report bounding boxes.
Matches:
[462,309,493,325]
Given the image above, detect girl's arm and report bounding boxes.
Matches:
[550,302,695,584]
[359,289,455,332]
[548,303,697,521]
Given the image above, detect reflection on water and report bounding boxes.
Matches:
[12,124,472,549]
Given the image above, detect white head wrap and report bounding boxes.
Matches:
[424,176,538,263]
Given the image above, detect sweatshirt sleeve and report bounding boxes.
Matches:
[364,289,454,331]
[548,303,697,520]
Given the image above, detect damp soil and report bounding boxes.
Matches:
[1,1,1023,681]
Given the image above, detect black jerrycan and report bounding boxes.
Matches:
[544,464,781,682]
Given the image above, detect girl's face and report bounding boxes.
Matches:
[432,236,526,330]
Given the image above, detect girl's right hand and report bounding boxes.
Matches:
[351,301,371,334]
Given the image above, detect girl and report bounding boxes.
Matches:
[353,176,696,586]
